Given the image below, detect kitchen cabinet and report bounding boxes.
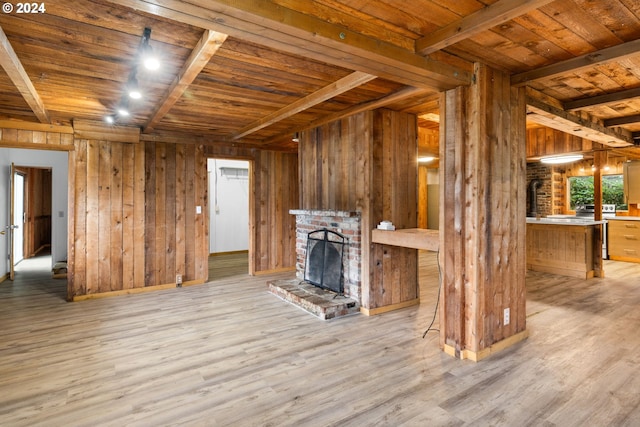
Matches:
[624,161,640,204]
[526,219,604,279]
[608,218,640,263]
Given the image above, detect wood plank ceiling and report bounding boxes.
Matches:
[0,0,639,155]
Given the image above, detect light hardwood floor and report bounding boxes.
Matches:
[1,252,639,426]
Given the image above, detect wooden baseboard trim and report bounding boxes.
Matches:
[443,329,529,362]
[253,267,296,276]
[209,250,249,257]
[360,298,420,316]
[72,279,206,301]
[609,255,640,263]
[0,273,8,284]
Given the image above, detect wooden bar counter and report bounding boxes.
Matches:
[526,218,605,279]
[371,228,439,251]
[365,228,440,316]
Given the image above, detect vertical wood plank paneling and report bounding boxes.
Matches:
[513,85,528,333]
[175,144,186,281]
[240,149,298,273]
[133,142,146,288]
[98,141,112,292]
[165,143,177,284]
[184,144,196,281]
[418,165,428,228]
[195,146,207,281]
[110,143,123,293]
[155,143,167,284]
[71,139,87,297]
[85,140,100,295]
[122,143,135,289]
[440,87,467,355]
[145,142,157,287]
[67,145,76,299]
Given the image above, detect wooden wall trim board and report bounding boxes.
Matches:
[0,124,74,151]
[73,120,140,144]
[439,64,527,358]
[72,278,206,301]
[443,330,530,362]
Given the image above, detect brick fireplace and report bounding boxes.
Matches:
[290,209,362,303]
[267,209,363,319]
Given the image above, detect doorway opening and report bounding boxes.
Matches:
[13,167,53,264]
[207,159,250,280]
[1,149,68,298]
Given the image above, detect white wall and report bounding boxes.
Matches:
[208,159,249,253]
[0,148,68,275]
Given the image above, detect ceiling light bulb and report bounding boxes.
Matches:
[127,76,142,99]
[143,55,160,71]
[140,27,160,71]
[418,156,435,163]
[117,107,129,117]
[129,89,142,99]
[105,115,115,124]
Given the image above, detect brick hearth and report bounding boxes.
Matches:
[267,279,359,320]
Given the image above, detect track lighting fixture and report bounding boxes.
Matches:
[104,27,159,123]
[127,75,142,99]
[141,27,160,71]
[117,97,130,117]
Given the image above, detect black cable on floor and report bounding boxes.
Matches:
[422,248,442,338]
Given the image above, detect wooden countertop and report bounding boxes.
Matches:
[607,216,640,221]
[371,228,439,251]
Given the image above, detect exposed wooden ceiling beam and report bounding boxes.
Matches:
[107,0,471,91]
[416,0,555,55]
[512,38,640,87]
[526,87,634,148]
[262,86,433,146]
[144,29,228,133]
[0,25,50,124]
[233,71,376,140]
[564,87,640,111]
[604,114,640,127]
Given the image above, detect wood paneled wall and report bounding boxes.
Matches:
[440,64,527,360]
[299,109,418,311]
[369,109,418,310]
[69,138,208,298]
[3,119,297,298]
[526,126,592,158]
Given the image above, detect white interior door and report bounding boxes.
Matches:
[13,170,25,266]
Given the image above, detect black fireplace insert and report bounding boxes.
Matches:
[304,229,346,295]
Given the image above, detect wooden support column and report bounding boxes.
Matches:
[592,149,606,277]
[439,63,528,361]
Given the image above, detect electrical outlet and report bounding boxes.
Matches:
[504,307,510,326]
[176,274,182,287]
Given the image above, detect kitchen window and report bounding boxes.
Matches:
[568,174,628,211]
